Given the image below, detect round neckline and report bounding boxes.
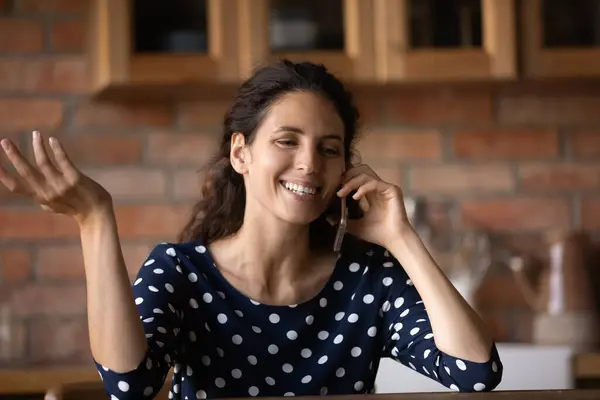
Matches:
[195,240,345,311]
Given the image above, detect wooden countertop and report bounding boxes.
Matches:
[0,368,100,394]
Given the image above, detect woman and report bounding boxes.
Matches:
[0,60,502,399]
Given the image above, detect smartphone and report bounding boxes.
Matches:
[327,189,364,252]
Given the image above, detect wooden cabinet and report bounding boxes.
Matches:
[373,0,517,82]
[237,0,376,82]
[87,0,599,98]
[521,0,600,78]
[88,0,241,94]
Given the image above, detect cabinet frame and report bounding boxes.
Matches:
[237,0,377,81]
[88,0,240,92]
[373,0,517,82]
[521,0,600,78]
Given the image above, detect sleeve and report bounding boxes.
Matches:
[94,243,186,399]
[377,249,503,393]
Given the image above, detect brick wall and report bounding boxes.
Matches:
[1,0,600,368]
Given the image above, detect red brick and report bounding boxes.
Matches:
[0,99,63,129]
[0,248,32,283]
[0,208,79,240]
[410,164,514,194]
[0,321,27,362]
[0,58,87,92]
[113,204,191,239]
[173,168,204,200]
[84,167,168,200]
[147,132,220,166]
[453,130,559,160]
[499,95,600,125]
[373,166,405,188]
[475,274,531,309]
[570,131,600,160]
[9,283,86,317]
[52,133,143,166]
[37,242,155,282]
[36,244,83,280]
[122,243,156,280]
[387,87,493,125]
[353,89,387,127]
[491,233,547,260]
[460,197,571,232]
[73,101,172,127]
[0,19,43,53]
[582,198,600,231]
[17,0,86,13]
[356,131,442,161]
[29,317,91,365]
[51,20,84,52]
[178,100,230,127]
[519,163,600,191]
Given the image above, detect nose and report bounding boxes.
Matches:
[295,146,321,174]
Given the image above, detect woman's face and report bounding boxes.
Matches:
[237,91,347,226]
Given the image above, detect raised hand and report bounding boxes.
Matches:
[0,131,113,225]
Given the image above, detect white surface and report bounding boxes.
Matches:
[374,343,575,393]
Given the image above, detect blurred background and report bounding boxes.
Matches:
[0,0,600,398]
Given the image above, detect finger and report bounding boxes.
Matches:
[1,138,43,187]
[337,173,373,197]
[351,179,379,201]
[0,162,34,196]
[32,131,61,180]
[357,196,370,213]
[0,162,17,192]
[48,137,80,181]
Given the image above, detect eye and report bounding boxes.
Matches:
[276,139,297,147]
[323,147,340,156]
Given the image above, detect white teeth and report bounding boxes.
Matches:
[283,181,316,195]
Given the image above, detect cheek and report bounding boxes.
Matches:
[249,150,289,183]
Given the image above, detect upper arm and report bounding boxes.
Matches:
[96,243,189,399]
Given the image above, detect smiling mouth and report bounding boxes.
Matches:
[280,181,320,196]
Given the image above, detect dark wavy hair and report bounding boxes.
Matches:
[178,59,362,250]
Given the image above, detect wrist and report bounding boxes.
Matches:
[76,202,115,230]
[384,223,418,250]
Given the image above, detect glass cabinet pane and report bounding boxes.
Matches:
[132,0,208,53]
[542,0,600,48]
[269,0,344,51]
[408,0,482,48]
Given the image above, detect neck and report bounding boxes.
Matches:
[212,208,316,286]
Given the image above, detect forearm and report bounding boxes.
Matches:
[79,206,148,372]
[388,228,493,363]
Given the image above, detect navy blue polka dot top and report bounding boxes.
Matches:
[95,236,503,399]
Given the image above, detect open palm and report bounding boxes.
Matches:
[0,131,112,224]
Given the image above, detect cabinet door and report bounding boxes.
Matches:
[373,0,516,81]
[237,0,376,81]
[89,0,240,93]
[522,0,600,78]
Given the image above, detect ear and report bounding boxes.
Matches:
[230,132,250,174]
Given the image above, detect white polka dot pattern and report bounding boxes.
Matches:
[94,241,503,398]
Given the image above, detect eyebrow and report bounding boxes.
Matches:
[274,125,343,141]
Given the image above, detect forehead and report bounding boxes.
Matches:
[259,91,345,137]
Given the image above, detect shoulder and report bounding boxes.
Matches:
[139,240,213,276]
